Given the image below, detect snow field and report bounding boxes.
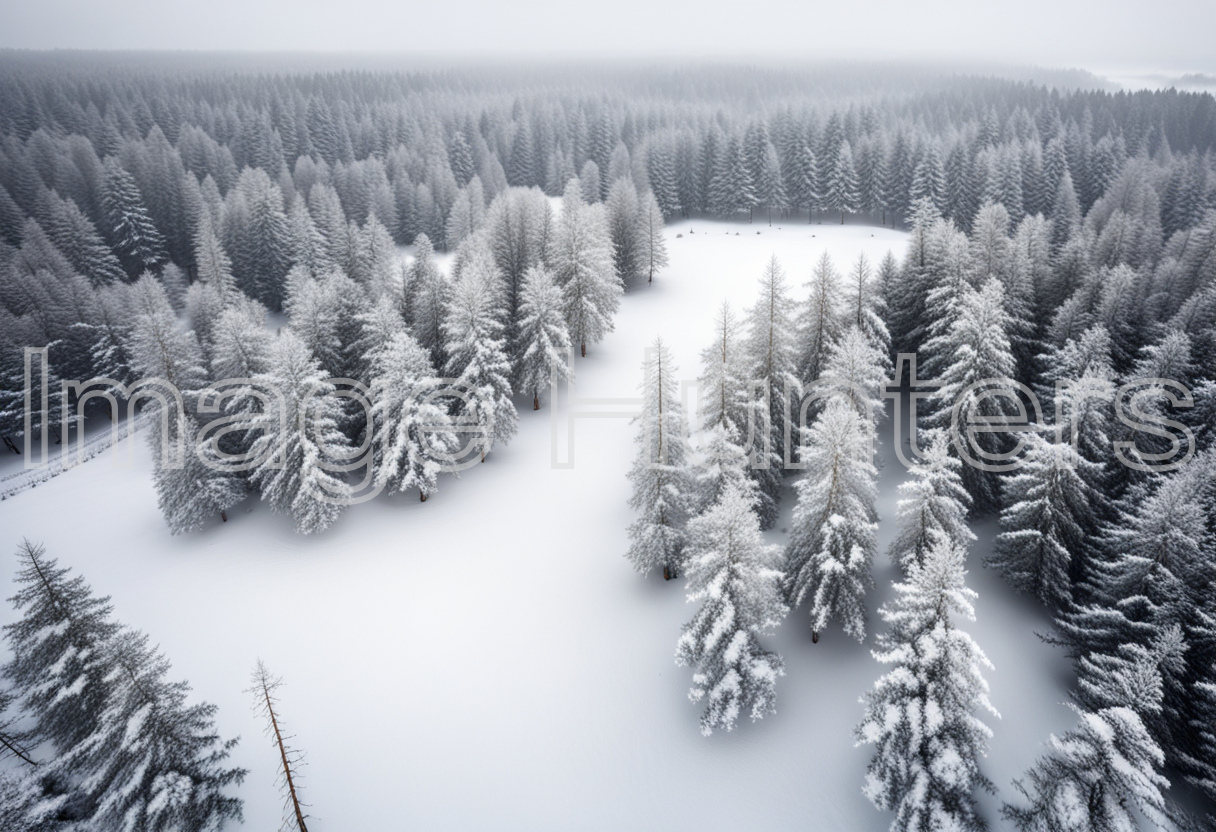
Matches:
[1,215,1074,831]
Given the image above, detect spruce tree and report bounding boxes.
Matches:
[47,627,246,831]
[102,157,166,279]
[857,532,997,832]
[3,541,245,832]
[515,264,572,410]
[3,540,118,756]
[209,294,272,381]
[989,432,1098,609]
[369,331,456,502]
[825,140,860,223]
[743,256,800,528]
[889,429,975,572]
[675,482,787,735]
[796,251,844,386]
[635,190,669,286]
[552,181,619,357]
[604,178,641,287]
[1003,706,1167,832]
[404,233,449,370]
[626,338,695,579]
[785,399,878,642]
[926,279,1019,513]
[845,252,892,359]
[236,330,352,534]
[442,264,517,461]
[816,326,887,436]
[43,191,125,287]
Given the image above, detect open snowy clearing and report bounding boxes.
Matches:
[0,215,1075,831]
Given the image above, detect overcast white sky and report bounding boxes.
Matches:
[1,0,1213,75]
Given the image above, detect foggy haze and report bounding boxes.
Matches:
[2,0,1214,77]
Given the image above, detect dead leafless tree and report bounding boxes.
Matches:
[248,660,310,832]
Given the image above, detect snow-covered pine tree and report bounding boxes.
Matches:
[695,301,757,512]
[102,157,166,278]
[988,432,1098,609]
[353,212,397,299]
[758,141,787,226]
[626,337,695,579]
[927,278,1019,513]
[483,186,551,337]
[2,539,118,757]
[515,264,571,410]
[225,167,293,311]
[825,140,861,223]
[404,233,449,370]
[369,331,457,502]
[845,252,892,360]
[1067,450,1216,786]
[889,428,975,572]
[856,532,997,832]
[2,541,245,831]
[350,295,407,382]
[46,626,246,831]
[785,398,878,642]
[915,219,974,378]
[675,482,787,735]
[282,269,345,379]
[816,326,888,436]
[236,330,351,533]
[553,180,620,356]
[288,196,334,280]
[1003,700,1168,831]
[193,211,235,296]
[635,191,669,285]
[42,190,125,287]
[605,178,641,288]
[185,279,226,364]
[442,262,517,461]
[125,275,245,532]
[698,300,750,437]
[743,256,800,528]
[155,410,247,534]
[209,294,272,381]
[796,251,844,387]
[694,421,761,515]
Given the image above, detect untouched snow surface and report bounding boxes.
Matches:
[0,216,1075,831]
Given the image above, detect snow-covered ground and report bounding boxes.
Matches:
[0,215,1075,831]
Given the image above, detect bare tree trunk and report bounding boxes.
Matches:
[221,510,228,523]
[812,631,820,644]
[251,662,309,832]
[0,731,38,767]
[533,392,540,411]
[420,490,427,502]
[581,342,586,358]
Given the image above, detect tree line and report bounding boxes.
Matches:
[626,179,1215,828]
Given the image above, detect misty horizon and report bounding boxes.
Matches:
[2,0,1215,79]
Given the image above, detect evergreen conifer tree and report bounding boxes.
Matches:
[675,482,787,734]
[857,532,997,832]
[626,338,695,579]
[515,264,571,410]
[785,399,878,642]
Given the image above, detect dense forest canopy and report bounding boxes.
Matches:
[1,54,1216,832]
